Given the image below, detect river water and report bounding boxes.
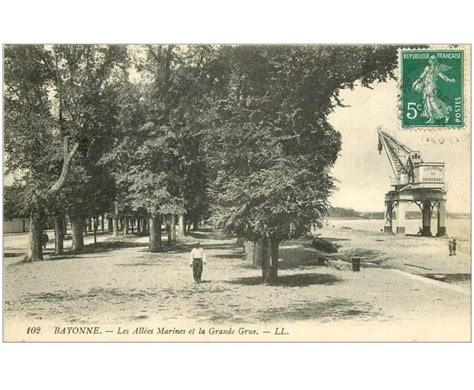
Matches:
[326,218,470,240]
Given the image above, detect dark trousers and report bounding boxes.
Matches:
[193,258,203,282]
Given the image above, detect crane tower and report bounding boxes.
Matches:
[377,127,447,236]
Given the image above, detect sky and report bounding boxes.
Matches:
[327,79,470,213]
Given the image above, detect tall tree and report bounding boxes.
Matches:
[4,45,128,261]
[4,45,78,261]
[52,45,128,251]
[107,45,217,250]
[206,45,398,283]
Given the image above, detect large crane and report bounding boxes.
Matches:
[377,127,422,190]
[377,127,447,237]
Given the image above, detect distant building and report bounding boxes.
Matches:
[3,218,29,234]
[3,175,29,234]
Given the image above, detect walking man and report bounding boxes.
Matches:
[452,238,457,256]
[189,242,206,283]
[448,240,453,256]
[42,232,49,250]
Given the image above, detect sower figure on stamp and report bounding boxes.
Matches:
[189,242,206,283]
[411,55,456,124]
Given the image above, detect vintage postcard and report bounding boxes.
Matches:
[2,44,471,342]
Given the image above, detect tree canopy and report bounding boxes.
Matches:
[205,45,398,243]
[4,44,398,277]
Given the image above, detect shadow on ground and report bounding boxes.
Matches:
[422,273,471,285]
[79,240,149,254]
[192,297,378,324]
[228,272,342,287]
[9,277,377,325]
[167,242,238,253]
[3,252,24,258]
[278,247,327,270]
[256,298,379,323]
[339,248,386,265]
[17,287,163,305]
[187,228,229,240]
[213,253,243,259]
[317,237,351,242]
[116,261,162,267]
[8,241,151,264]
[44,255,82,262]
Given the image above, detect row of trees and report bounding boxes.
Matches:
[4,44,398,283]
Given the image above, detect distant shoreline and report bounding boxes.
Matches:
[327,207,470,220]
[326,215,471,220]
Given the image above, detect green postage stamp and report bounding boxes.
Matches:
[401,49,464,128]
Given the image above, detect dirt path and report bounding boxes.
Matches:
[3,226,471,341]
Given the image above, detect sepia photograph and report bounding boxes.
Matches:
[2,43,471,342]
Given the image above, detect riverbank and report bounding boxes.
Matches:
[321,219,470,278]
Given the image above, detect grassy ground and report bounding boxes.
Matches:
[3,224,471,341]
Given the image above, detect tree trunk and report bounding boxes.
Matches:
[24,212,44,262]
[166,216,171,244]
[243,240,255,262]
[149,215,162,252]
[136,218,141,235]
[178,213,186,236]
[101,215,105,232]
[107,217,113,232]
[112,217,119,237]
[253,239,264,267]
[130,218,134,234]
[123,215,129,236]
[93,217,98,244]
[170,214,176,242]
[71,218,84,251]
[267,239,279,284]
[53,215,64,255]
[87,218,93,232]
[261,237,278,284]
[49,136,79,194]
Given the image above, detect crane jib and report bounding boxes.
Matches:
[377,127,444,190]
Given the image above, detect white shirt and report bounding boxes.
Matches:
[189,247,206,265]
